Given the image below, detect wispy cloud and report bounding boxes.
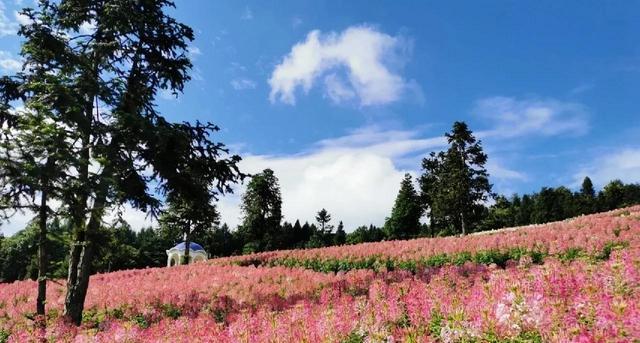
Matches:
[292,16,303,28]
[188,45,202,59]
[569,83,594,96]
[573,148,640,187]
[240,6,253,20]
[269,25,415,106]
[474,96,589,138]
[0,2,19,36]
[230,78,257,90]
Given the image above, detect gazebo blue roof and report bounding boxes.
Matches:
[170,242,205,251]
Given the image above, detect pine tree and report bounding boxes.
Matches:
[334,221,346,245]
[420,122,492,235]
[239,169,282,252]
[577,176,596,214]
[314,209,333,246]
[384,174,422,239]
[315,209,332,232]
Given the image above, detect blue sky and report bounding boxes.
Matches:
[1,0,639,233]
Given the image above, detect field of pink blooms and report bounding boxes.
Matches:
[1,206,639,342]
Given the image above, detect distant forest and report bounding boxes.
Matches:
[1,122,639,283]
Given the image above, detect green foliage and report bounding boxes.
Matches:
[479,179,640,235]
[334,221,346,246]
[0,0,245,324]
[595,241,629,261]
[346,225,386,245]
[420,121,493,236]
[428,310,444,337]
[161,303,182,320]
[238,169,283,252]
[0,219,69,283]
[342,331,365,343]
[384,174,423,239]
[532,187,575,224]
[254,247,557,274]
[559,247,585,262]
[132,314,150,329]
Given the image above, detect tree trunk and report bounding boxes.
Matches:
[460,211,466,236]
[37,158,55,320]
[64,189,106,325]
[183,232,191,265]
[36,183,48,317]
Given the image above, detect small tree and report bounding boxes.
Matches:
[334,221,346,246]
[315,209,333,234]
[577,176,596,214]
[315,208,334,246]
[384,174,422,239]
[0,81,74,319]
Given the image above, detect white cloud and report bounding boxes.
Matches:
[475,96,589,138]
[240,6,253,20]
[269,25,413,106]
[13,10,30,26]
[573,148,640,187]
[107,204,157,229]
[79,20,96,35]
[218,127,446,231]
[192,67,204,81]
[323,73,355,103]
[158,88,178,100]
[230,78,256,90]
[0,51,22,73]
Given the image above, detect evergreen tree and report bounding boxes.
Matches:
[420,122,492,235]
[581,176,596,198]
[334,221,346,246]
[479,195,514,231]
[0,74,73,317]
[315,209,333,233]
[314,208,334,246]
[0,0,243,324]
[516,194,534,225]
[205,223,238,258]
[384,174,422,239]
[136,227,170,268]
[599,180,626,211]
[345,225,385,244]
[238,169,282,252]
[291,220,305,248]
[577,176,596,214]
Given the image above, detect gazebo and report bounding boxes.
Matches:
[166,242,208,266]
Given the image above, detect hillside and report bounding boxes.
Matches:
[1,206,639,342]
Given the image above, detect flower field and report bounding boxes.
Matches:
[1,206,639,342]
[217,206,640,273]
